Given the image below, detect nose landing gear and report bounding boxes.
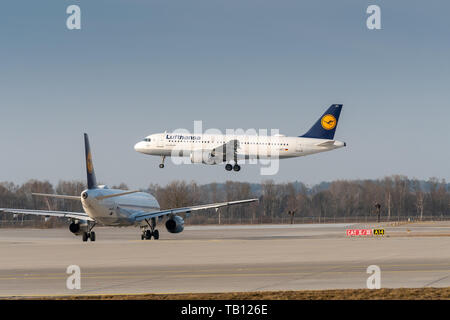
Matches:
[159,155,165,169]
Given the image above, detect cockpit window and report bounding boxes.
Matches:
[143,138,151,142]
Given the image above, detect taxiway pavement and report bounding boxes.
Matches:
[0,222,449,297]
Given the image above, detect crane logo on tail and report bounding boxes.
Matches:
[321,114,337,130]
[87,152,93,174]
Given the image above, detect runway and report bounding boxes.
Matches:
[0,222,449,297]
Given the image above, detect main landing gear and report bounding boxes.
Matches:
[82,221,96,242]
[159,155,165,169]
[225,145,240,171]
[225,163,240,172]
[141,217,160,240]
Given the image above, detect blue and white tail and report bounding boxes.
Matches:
[300,104,343,140]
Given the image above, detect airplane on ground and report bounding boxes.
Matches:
[0,134,258,242]
[134,104,346,172]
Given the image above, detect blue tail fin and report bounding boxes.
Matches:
[84,133,98,190]
[300,104,343,139]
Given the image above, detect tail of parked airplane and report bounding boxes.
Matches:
[33,134,140,200]
[300,104,343,140]
[84,133,98,190]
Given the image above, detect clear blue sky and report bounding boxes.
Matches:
[1,1,449,189]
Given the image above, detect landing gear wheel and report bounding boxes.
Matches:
[83,221,97,242]
[225,164,232,171]
[153,229,159,240]
[233,164,241,172]
[145,230,152,240]
[159,155,166,169]
[141,234,145,240]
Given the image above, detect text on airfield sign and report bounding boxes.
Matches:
[346,229,385,236]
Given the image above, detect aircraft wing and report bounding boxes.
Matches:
[131,198,258,222]
[211,139,239,158]
[0,208,94,221]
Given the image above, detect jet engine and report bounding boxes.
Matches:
[165,215,184,233]
[190,150,222,165]
[69,220,89,236]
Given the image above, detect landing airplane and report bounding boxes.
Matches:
[0,134,258,242]
[134,104,346,172]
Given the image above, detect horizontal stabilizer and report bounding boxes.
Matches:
[32,193,81,201]
[95,190,141,200]
[315,140,335,147]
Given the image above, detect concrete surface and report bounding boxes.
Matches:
[0,222,449,297]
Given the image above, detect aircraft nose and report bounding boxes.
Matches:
[134,141,145,152]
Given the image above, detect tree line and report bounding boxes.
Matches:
[0,175,448,227]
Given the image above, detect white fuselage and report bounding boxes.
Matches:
[80,187,160,226]
[134,133,346,162]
